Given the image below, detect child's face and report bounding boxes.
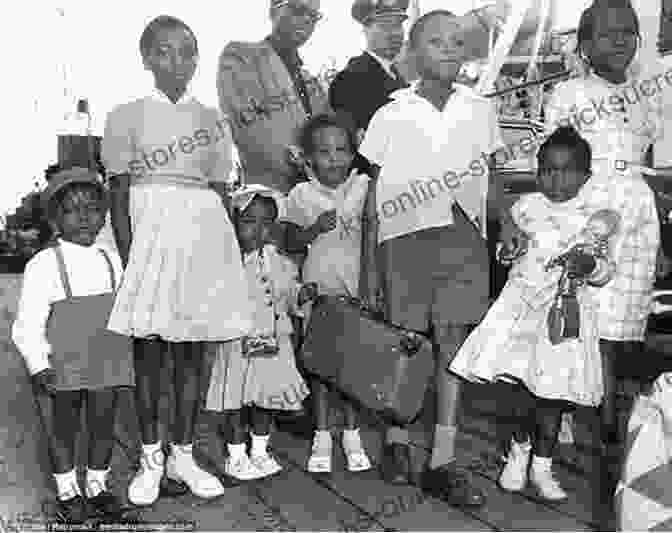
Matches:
[53,187,106,247]
[537,146,589,203]
[412,15,466,84]
[308,126,354,188]
[584,7,638,77]
[237,198,281,254]
[144,26,198,96]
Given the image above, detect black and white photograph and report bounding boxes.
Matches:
[3,0,672,530]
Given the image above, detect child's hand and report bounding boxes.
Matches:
[33,368,57,395]
[314,210,338,234]
[298,282,318,305]
[565,249,597,277]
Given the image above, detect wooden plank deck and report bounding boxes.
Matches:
[0,273,630,531]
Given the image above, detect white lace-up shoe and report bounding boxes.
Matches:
[166,445,225,499]
[307,431,332,473]
[530,456,568,501]
[498,439,531,492]
[128,448,164,506]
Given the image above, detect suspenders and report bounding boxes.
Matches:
[53,245,117,299]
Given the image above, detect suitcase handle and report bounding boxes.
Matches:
[314,295,427,357]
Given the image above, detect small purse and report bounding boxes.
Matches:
[242,334,280,358]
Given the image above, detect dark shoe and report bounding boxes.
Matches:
[55,495,88,524]
[381,443,412,485]
[87,491,125,521]
[422,463,486,507]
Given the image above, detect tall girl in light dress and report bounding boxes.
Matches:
[205,186,313,481]
[450,127,620,501]
[103,16,252,506]
[545,2,663,515]
[282,112,373,474]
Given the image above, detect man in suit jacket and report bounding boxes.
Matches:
[217,0,329,194]
[329,0,409,174]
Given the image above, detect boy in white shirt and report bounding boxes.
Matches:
[12,168,133,524]
[359,9,523,506]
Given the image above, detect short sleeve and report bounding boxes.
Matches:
[207,110,235,183]
[510,194,536,230]
[359,108,390,166]
[102,104,134,176]
[282,185,312,228]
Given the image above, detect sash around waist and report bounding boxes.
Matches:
[130,174,212,189]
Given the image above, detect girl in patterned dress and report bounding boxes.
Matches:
[450,127,620,501]
[205,186,313,480]
[103,16,252,506]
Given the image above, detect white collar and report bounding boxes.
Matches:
[149,86,195,105]
[308,170,360,195]
[57,238,99,252]
[390,81,473,108]
[366,50,397,78]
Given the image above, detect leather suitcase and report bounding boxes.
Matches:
[300,295,435,426]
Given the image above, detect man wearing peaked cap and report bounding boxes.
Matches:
[351,0,410,25]
[329,0,410,176]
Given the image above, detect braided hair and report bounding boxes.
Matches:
[575,0,640,70]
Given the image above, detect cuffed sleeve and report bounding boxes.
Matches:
[11,252,56,375]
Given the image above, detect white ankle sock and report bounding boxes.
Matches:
[86,468,108,498]
[171,442,193,457]
[54,469,81,501]
[141,441,164,471]
[228,443,247,461]
[250,434,270,457]
[532,455,552,471]
[343,428,361,447]
[314,430,332,449]
[430,424,457,469]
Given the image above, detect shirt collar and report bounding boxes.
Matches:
[58,238,98,251]
[389,81,469,108]
[365,50,395,77]
[267,35,303,69]
[308,170,359,195]
[149,86,195,105]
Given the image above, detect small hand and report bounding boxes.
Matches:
[33,368,57,395]
[565,250,597,277]
[298,282,318,306]
[499,220,529,263]
[314,210,338,234]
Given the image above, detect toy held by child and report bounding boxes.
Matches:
[103,16,252,506]
[545,209,620,344]
[451,127,620,501]
[205,186,313,481]
[282,112,373,474]
[12,168,134,524]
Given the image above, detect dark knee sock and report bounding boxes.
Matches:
[133,338,165,444]
[172,342,203,444]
